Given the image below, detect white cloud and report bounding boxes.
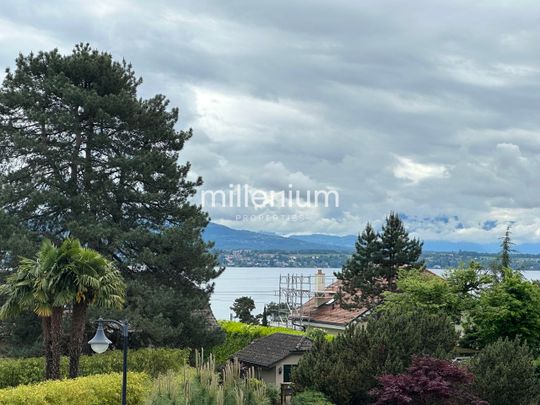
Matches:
[393,156,449,184]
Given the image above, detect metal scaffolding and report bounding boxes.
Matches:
[276,273,313,329]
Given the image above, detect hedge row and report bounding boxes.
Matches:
[210,321,304,365]
[0,348,189,389]
[0,372,149,405]
[291,390,334,405]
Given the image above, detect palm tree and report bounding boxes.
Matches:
[0,240,66,379]
[49,239,125,378]
[0,238,126,379]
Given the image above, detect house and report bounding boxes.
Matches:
[290,268,445,336]
[289,269,369,335]
[231,333,313,385]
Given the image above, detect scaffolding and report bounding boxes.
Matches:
[275,273,313,329]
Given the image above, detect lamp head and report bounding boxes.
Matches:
[88,318,112,354]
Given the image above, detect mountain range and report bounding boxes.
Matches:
[203,223,540,254]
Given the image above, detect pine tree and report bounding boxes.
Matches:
[379,212,424,290]
[335,222,381,307]
[470,337,538,405]
[0,44,222,345]
[231,296,258,324]
[336,213,423,307]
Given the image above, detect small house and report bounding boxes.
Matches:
[231,333,313,385]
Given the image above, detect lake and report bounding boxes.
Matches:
[210,267,540,320]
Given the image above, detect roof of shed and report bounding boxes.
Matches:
[232,333,313,368]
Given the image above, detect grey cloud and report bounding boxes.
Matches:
[1,0,540,242]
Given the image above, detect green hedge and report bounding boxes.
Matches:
[291,390,334,405]
[0,348,188,389]
[210,321,303,365]
[0,372,149,405]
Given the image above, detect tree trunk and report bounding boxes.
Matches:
[68,301,88,378]
[41,316,52,379]
[49,306,64,379]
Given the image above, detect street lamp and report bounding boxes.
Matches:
[89,318,129,405]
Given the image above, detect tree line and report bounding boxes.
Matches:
[293,214,540,404]
[0,45,224,364]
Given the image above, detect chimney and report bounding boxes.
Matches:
[314,269,327,307]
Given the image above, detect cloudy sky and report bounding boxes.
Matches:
[1,0,540,243]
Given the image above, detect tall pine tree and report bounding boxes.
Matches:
[0,44,223,346]
[336,212,423,308]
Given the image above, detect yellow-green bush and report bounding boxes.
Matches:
[210,321,304,365]
[0,372,150,405]
[0,348,188,388]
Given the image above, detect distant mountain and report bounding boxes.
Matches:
[288,234,356,250]
[203,223,540,254]
[203,223,341,251]
[422,241,501,253]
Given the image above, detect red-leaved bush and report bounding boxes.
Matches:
[370,356,487,405]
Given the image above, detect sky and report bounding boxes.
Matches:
[1,0,540,243]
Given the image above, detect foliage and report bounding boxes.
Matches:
[0,43,222,351]
[0,238,126,379]
[291,390,334,405]
[210,321,303,365]
[0,348,188,389]
[0,240,67,379]
[231,296,258,324]
[445,262,492,302]
[265,302,289,322]
[466,268,540,348]
[293,308,457,404]
[370,356,485,405]
[336,212,423,308]
[379,269,460,319]
[146,353,274,405]
[499,225,514,270]
[0,372,150,405]
[90,277,224,350]
[469,337,538,405]
[261,306,268,326]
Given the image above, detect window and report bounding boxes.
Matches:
[283,364,296,383]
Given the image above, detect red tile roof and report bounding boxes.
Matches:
[290,280,368,327]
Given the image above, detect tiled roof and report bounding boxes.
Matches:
[290,280,368,327]
[232,333,313,368]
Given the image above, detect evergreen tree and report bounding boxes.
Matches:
[261,306,268,326]
[500,225,513,269]
[379,212,424,290]
[231,296,258,324]
[489,226,515,282]
[469,337,538,405]
[336,213,423,307]
[0,45,222,346]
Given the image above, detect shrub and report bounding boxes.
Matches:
[147,353,275,405]
[370,356,485,405]
[469,337,538,405]
[0,348,188,388]
[0,372,150,405]
[210,321,303,365]
[293,308,457,404]
[291,390,334,405]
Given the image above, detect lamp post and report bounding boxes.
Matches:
[88,318,129,405]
